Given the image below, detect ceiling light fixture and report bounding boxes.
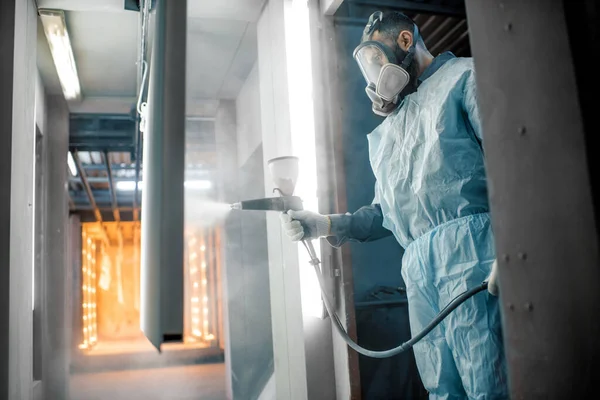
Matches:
[67,151,78,176]
[39,9,82,101]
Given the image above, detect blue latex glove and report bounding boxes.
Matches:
[280,210,331,242]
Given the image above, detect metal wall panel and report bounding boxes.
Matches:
[465,0,600,397]
[1,0,37,397]
[140,0,187,350]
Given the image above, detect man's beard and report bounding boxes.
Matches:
[399,59,420,97]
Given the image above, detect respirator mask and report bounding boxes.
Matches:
[353,12,418,117]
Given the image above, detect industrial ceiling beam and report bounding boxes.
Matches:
[72,151,102,222]
[103,151,120,222]
[344,0,466,18]
[446,29,469,55]
[428,19,466,56]
[71,205,134,212]
[421,16,457,47]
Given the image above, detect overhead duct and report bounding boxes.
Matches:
[140,0,187,351]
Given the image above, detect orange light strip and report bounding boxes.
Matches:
[189,234,202,339]
[79,229,98,350]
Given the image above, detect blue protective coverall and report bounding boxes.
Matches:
[328,52,508,399]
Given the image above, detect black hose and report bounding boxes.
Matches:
[302,240,489,359]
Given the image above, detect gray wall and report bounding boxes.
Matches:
[42,95,72,399]
[1,0,38,398]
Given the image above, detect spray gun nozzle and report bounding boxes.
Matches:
[230,202,242,210]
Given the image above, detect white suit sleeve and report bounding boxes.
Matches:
[463,68,484,145]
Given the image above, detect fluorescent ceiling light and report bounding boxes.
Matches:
[39,9,82,101]
[184,180,212,190]
[116,181,143,192]
[116,180,212,191]
[67,151,77,176]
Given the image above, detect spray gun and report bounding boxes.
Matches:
[230,196,303,212]
[230,157,304,212]
[231,156,489,359]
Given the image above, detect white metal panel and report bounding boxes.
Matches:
[140,0,186,351]
[235,62,262,167]
[186,18,249,99]
[219,22,258,99]
[257,1,308,398]
[187,0,265,21]
[37,0,126,12]
[66,11,139,98]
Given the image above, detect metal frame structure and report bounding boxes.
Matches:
[68,113,216,223]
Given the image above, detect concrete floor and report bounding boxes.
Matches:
[70,363,227,400]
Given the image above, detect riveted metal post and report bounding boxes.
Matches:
[466,0,600,397]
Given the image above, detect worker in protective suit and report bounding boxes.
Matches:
[281,11,506,399]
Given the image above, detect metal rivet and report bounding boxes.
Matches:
[502,254,509,262]
[525,302,533,311]
[508,303,515,311]
[518,252,527,260]
[504,23,512,31]
[518,126,526,136]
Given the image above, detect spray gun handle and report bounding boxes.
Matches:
[281,196,303,212]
